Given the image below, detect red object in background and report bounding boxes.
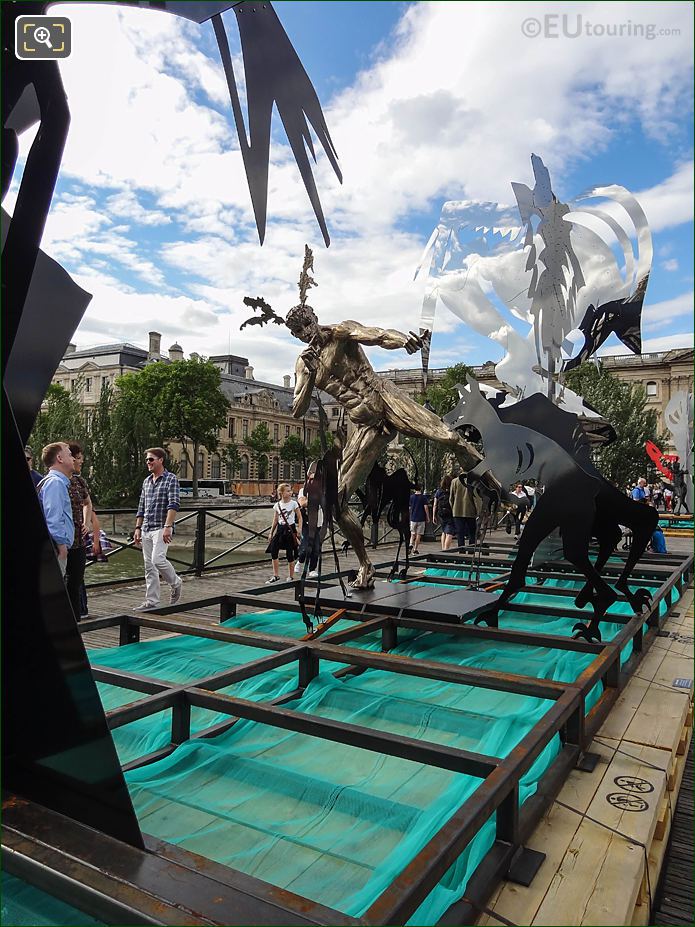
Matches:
[645,440,678,481]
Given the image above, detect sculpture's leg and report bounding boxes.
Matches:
[337,424,393,588]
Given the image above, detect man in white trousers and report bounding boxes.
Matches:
[132,447,183,610]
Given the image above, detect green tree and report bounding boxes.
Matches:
[247,422,274,487]
[563,362,662,487]
[28,382,88,469]
[399,363,477,491]
[280,433,306,469]
[116,357,229,498]
[87,381,118,504]
[306,430,331,462]
[224,441,242,479]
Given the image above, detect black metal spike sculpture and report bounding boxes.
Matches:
[213,8,342,246]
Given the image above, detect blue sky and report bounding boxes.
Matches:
[9,1,693,383]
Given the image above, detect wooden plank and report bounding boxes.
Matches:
[634,647,667,684]
[652,654,695,695]
[477,803,582,926]
[533,817,644,926]
[623,687,690,763]
[598,676,650,742]
[556,738,617,814]
[585,747,666,850]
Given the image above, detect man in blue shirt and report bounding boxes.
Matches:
[631,477,648,502]
[132,447,182,610]
[38,442,75,577]
[409,485,430,555]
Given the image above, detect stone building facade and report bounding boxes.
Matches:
[51,332,321,493]
[52,333,692,491]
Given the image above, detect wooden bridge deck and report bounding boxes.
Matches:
[80,532,693,924]
[81,542,399,649]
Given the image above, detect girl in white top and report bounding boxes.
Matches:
[266,483,303,582]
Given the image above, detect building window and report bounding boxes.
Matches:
[292,461,301,481]
[272,457,279,481]
[273,423,279,445]
[210,454,221,479]
[282,461,290,480]
[646,381,657,397]
[242,419,249,439]
[70,379,76,392]
[258,455,269,480]
[331,407,339,417]
[296,426,301,437]
[85,377,92,393]
[179,455,188,478]
[240,455,250,479]
[285,424,290,438]
[197,451,205,477]
[228,418,235,438]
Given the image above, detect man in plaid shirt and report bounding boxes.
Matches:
[132,447,183,610]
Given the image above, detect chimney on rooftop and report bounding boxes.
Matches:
[168,342,184,362]
[245,365,254,380]
[283,375,291,388]
[148,331,161,360]
[65,343,76,355]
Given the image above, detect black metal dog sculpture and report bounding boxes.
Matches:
[447,378,656,641]
[352,462,414,581]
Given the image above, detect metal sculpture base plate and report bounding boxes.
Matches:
[303,584,500,624]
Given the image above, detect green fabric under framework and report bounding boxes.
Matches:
[1,873,102,926]
[85,572,681,925]
[660,517,693,531]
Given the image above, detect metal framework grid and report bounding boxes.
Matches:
[4,545,693,926]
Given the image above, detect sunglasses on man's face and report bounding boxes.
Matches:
[145,458,157,463]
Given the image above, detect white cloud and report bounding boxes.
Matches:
[7,1,692,382]
[642,290,693,330]
[599,332,693,355]
[661,258,679,271]
[633,162,694,232]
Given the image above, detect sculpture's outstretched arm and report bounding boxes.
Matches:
[333,320,422,354]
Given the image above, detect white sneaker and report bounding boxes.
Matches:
[170,579,183,604]
[132,602,156,611]
[265,575,280,584]
[308,570,319,578]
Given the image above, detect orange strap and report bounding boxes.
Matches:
[301,608,346,641]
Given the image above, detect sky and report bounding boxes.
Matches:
[8,0,694,384]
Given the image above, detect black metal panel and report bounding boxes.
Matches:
[3,795,358,926]
[2,398,143,847]
[400,588,501,622]
[2,210,92,443]
[213,1,341,245]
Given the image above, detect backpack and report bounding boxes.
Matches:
[437,488,453,520]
